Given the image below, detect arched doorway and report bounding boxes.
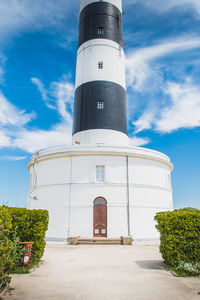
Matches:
[93,197,107,237]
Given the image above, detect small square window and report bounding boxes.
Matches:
[97,101,104,110]
[96,166,105,182]
[98,27,104,35]
[98,61,103,69]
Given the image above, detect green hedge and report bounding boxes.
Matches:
[155,209,200,267]
[0,207,13,292]
[0,206,49,292]
[7,207,49,264]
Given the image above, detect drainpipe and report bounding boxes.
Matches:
[126,156,131,236]
[67,155,73,239]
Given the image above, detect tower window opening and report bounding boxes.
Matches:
[98,61,103,69]
[98,27,104,35]
[96,166,105,182]
[97,101,104,110]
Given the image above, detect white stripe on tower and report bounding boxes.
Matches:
[75,39,126,90]
[72,0,128,146]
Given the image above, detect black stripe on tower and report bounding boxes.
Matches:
[78,2,123,48]
[73,81,128,135]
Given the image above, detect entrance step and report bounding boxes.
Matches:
[78,238,121,245]
[68,237,133,245]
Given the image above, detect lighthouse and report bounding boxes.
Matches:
[27,0,174,242]
[73,0,128,146]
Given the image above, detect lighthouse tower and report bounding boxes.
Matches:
[73,0,128,146]
[27,0,174,242]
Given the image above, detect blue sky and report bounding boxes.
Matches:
[0,0,199,209]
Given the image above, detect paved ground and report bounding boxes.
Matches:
[2,243,200,300]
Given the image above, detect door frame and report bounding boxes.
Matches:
[93,196,107,237]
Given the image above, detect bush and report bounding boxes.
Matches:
[10,229,24,271]
[155,209,200,268]
[0,206,49,292]
[7,207,49,265]
[0,207,13,292]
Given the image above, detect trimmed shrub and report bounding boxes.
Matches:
[0,206,48,292]
[10,229,24,271]
[155,209,200,267]
[7,207,49,264]
[0,207,13,292]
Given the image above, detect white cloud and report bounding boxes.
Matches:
[0,92,35,126]
[125,0,200,15]
[0,131,11,148]
[31,77,74,122]
[31,78,49,105]
[155,81,200,133]
[0,74,74,153]
[17,77,74,152]
[0,0,77,44]
[134,110,157,133]
[0,77,74,153]
[50,80,74,122]
[13,122,72,153]
[126,36,200,91]
[133,80,200,133]
[129,136,151,147]
[1,156,27,161]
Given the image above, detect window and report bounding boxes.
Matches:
[98,61,103,69]
[98,27,104,35]
[96,166,105,182]
[97,101,104,110]
[94,198,106,205]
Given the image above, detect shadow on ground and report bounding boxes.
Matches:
[135,260,165,270]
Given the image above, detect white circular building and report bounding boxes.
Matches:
[28,145,173,241]
[27,0,174,242]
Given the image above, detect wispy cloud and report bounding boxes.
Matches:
[0,131,11,148]
[0,0,78,44]
[156,80,200,133]
[133,109,157,133]
[31,77,74,122]
[0,156,27,161]
[129,136,151,147]
[13,122,72,153]
[126,36,200,91]
[125,0,200,15]
[31,78,51,108]
[133,80,200,133]
[0,76,74,153]
[0,91,35,126]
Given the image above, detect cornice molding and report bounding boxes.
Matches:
[27,145,174,170]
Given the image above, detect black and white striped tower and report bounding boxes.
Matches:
[72,0,128,145]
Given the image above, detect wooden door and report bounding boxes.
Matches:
[93,197,107,237]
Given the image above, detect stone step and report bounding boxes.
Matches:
[78,238,122,245]
[68,236,133,245]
